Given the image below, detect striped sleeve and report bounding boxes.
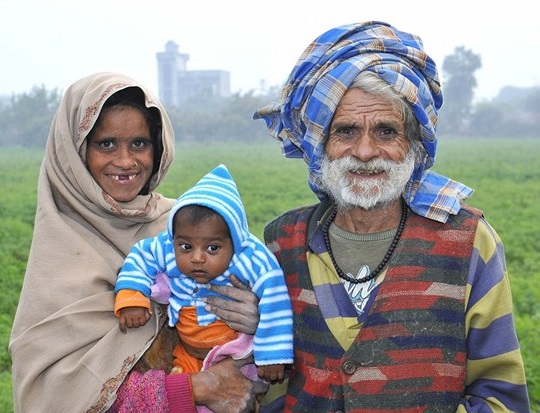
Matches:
[115,231,171,297]
[251,244,294,366]
[459,218,530,412]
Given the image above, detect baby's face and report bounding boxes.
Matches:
[173,215,233,283]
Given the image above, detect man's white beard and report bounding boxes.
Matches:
[319,147,416,210]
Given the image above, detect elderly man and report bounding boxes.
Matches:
[255,21,530,412]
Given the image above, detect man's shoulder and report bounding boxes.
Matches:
[272,203,319,221]
[264,203,320,243]
[459,204,484,218]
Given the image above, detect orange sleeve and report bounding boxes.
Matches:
[114,289,152,317]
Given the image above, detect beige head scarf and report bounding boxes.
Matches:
[9,72,176,412]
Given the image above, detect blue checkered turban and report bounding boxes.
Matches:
[255,21,472,222]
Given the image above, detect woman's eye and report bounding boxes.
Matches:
[132,139,152,150]
[97,139,116,150]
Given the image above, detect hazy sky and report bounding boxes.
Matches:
[2,0,539,101]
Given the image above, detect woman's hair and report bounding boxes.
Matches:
[349,71,425,162]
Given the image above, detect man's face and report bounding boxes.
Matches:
[321,88,415,210]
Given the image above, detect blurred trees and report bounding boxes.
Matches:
[437,46,539,138]
[468,86,540,138]
[0,85,279,148]
[1,61,540,148]
[0,86,60,147]
[166,88,279,143]
[438,46,482,135]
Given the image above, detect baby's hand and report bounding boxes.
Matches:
[258,364,285,382]
[118,307,151,333]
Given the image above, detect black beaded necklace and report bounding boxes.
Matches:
[322,201,408,284]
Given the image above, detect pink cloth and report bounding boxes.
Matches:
[108,370,169,413]
[108,370,195,413]
[150,275,259,413]
[150,272,172,304]
[197,333,259,413]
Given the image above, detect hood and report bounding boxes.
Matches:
[167,164,249,255]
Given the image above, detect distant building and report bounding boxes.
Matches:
[156,41,230,107]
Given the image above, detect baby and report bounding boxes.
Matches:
[114,164,293,382]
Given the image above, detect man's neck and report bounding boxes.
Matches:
[334,198,403,234]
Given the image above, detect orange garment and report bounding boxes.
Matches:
[114,289,151,316]
[172,307,238,373]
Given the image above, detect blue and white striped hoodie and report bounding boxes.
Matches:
[116,164,293,366]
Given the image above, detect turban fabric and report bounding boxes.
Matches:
[255,21,473,223]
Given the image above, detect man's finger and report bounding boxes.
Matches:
[252,380,270,396]
[209,278,255,303]
[205,293,238,311]
[229,275,250,291]
[234,355,255,368]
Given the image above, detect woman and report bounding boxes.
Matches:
[9,72,264,412]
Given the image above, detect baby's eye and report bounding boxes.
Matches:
[206,245,220,254]
[179,243,192,252]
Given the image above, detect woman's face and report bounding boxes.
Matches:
[86,105,155,203]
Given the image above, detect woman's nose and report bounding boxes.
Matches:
[113,147,136,169]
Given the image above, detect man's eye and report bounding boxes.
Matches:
[335,126,355,136]
[376,126,399,139]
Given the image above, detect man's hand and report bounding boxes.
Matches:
[191,357,268,413]
[204,275,259,334]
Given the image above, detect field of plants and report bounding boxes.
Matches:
[1,138,539,411]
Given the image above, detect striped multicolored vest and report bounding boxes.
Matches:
[264,203,482,413]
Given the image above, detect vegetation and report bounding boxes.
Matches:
[0,63,539,148]
[0,86,61,148]
[0,86,280,148]
[1,138,539,411]
[438,46,482,135]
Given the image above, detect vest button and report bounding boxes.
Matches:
[342,360,356,375]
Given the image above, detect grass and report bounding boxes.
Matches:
[1,138,539,411]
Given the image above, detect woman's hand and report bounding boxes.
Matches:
[204,275,259,334]
[191,357,268,412]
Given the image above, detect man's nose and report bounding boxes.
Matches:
[350,134,380,162]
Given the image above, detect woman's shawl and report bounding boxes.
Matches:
[9,72,176,413]
[255,21,473,223]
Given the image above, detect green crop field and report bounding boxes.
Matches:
[1,138,539,411]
